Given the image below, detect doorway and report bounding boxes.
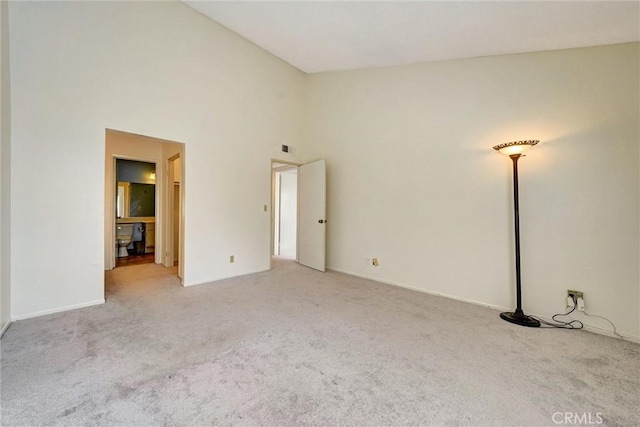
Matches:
[270,158,327,272]
[104,129,185,284]
[272,163,298,259]
[166,154,183,279]
[114,158,157,268]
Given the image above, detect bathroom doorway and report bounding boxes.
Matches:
[104,129,185,282]
[114,158,157,268]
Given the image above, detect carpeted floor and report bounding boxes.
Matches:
[1,258,638,426]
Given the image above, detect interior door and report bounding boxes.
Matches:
[298,159,326,271]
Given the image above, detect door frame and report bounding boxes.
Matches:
[270,159,301,269]
[164,153,184,281]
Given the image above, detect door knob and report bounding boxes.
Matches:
[318,219,326,224]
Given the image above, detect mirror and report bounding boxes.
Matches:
[117,181,155,218]
[116,159,156,218]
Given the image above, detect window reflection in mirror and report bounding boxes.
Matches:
[116,182,130,218]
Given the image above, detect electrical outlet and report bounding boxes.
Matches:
[230,255,235,263]
[567,290,584,309]
[372,258,379,267]
[577,297,585,312]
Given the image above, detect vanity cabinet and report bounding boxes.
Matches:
[145,223,155,253]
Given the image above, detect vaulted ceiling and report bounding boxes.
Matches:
[184,1,640,73]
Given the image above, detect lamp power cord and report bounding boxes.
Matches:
[582,309,623,339]
[531,294,583,329]
[531,295,624,338]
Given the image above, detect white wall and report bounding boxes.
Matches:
[0,0,11,333]
[10,1,305,319]
[7,2,639,340]
[303,43,640,339]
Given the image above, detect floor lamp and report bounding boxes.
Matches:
[493,140,540,328]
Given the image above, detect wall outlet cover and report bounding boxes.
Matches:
[567,289,584,300]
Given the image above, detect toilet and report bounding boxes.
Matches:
[116,224,134,257]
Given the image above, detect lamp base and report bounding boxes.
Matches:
[500,311,540,328]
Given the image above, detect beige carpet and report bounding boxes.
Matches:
[1,258,638,426]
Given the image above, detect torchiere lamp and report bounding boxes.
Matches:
[493,140,540,328]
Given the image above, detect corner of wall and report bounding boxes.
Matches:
[0,0,12,335]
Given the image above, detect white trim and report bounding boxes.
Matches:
[327,266,640,343]
[11,299,105,321]
[184,269,270,288]
[0,320,11,338]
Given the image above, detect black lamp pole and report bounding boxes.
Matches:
[493,140,540,328]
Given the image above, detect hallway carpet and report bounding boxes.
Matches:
[1,260,638,426]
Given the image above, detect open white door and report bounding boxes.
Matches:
[298,159,326,271]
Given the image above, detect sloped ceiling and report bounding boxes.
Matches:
[184,1,640,73]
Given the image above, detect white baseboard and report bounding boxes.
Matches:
[0,320,11,338]
[184,268,270,288]
[328,266,509,311]
[12,299,105,321]
[327,266,640,343]
[579,323,639,343]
